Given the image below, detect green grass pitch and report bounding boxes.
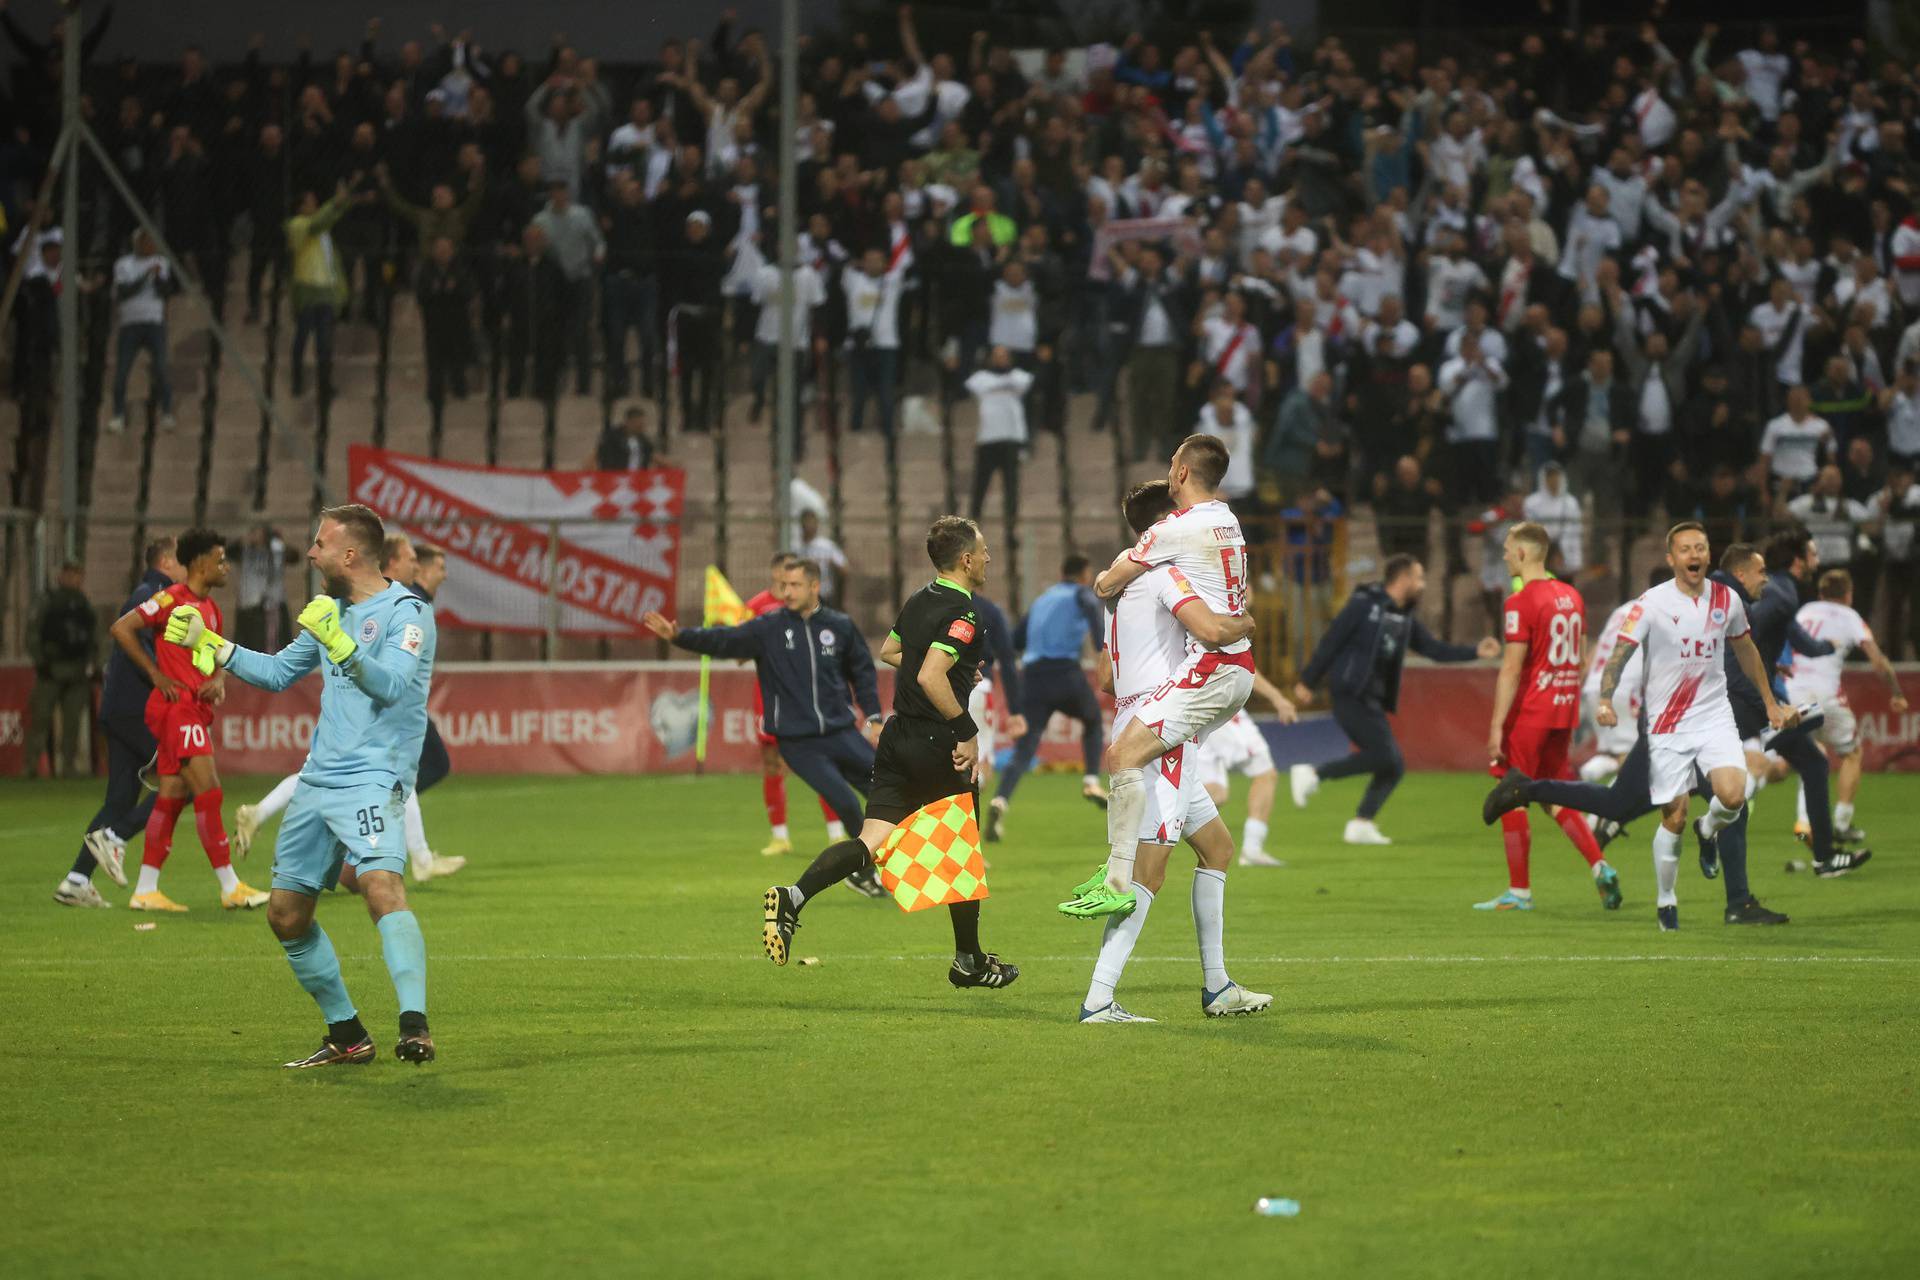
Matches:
[3,770,1917,1279]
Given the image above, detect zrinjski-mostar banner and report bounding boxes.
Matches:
[348,445,684,637]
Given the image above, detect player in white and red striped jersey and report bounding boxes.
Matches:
[1580,598,1644,781]
[1592,522,1792,931]
[1067,479,1270,1023]
[1071,435,1255,916]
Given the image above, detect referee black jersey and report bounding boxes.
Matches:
[888,577,987,725]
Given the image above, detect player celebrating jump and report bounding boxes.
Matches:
[1068,481,1270,1022]
[104,527,267,912]
[1066,435,1253,917]
[1786,569,1910,842]
[162,504,440,1067]
[1592,522,1791,931]
[1474,522,1621,912]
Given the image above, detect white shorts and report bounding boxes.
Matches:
[1139,743,1220,846]
[1196,710,1274,792]
[969,679,995,763]
[1583,690,1640,758]
[1792,692,1858,755]
[1131,655,1254,751]
[1648,728,1748,805]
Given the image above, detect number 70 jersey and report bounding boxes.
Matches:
[1503,577,1586,731]
[1126,499,1250,656]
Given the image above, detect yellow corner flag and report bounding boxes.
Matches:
[704,564,754,625]
[873,793,989,913]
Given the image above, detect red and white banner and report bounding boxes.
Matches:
[346,446,684,637]
[1087,216,1204,280]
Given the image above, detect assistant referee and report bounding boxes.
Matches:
[759,516,1020,991]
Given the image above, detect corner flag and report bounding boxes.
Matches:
[695,565,756,763]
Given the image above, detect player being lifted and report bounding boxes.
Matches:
[760,517,1019,990]
[1065,435,1254,917]
[1785,569,1909,842]
[105,527,269,912]
[1068,481,1270,1022]
[1474,522,1622,912]
[163,504,440,1066]
[1592,523,1791,931]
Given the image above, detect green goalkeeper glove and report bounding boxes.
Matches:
[297,595,359,665]
[162,604,232,676]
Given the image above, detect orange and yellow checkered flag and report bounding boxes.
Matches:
[872,793,989,913]
[703,564,754,626]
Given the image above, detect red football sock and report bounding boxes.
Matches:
[1500,811,1531,891]
[194,787,232,869]
[817,794,838,823]
[1555,807,1606,868]
[762,772,787,827]
[144,794,188,869]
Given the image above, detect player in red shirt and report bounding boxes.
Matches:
[746,552,844,857]
[1476,522,1621,912]
[105,527,268,912]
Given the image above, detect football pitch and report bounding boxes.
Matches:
[4,771,1917,1279]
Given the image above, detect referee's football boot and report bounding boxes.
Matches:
[845,863,889,899]
[283,1035,376,1069]
[395,1014,436,1064]
[762,885,801,965]
[1481,769,1534,825]
[948,951,1019,989]
[1723,897,1789,925]
[1656,905,1679,932]
[1814,848,1873,878]
[1693,815,1720,880]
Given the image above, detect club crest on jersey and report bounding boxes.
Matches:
[359,618,380,645]
[819,628,836,650]
[1710,607,1727,626]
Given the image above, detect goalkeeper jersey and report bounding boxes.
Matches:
[224,581,437,790]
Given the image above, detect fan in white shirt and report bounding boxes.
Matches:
[1198,294,1260,396]
[1195,382,1258,499]
[1748,277,1807,385]
[1425,235,1489,333]
[1759,388,1834,488]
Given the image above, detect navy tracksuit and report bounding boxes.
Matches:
[673,604,882,829]
[71,569,171,880]
[996,580,1104,802]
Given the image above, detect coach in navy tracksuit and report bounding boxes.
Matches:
[54,538,182,903]
[645,556,882,832]
[988,554,1106,834]
[1293,555,1494,836]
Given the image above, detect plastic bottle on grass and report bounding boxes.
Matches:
[1253,1197,1301,1218]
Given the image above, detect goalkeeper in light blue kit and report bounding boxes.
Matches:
[162,503,439,1068]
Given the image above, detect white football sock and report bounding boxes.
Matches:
[213,864,240,894]
[1745,770,1761,801]
[1242,817,1268,856]
[403,791,430,857]
[1104,768,1144,892]
[1704,795,1742,834]
[1193,868,1228,990]
[1083,883,1155,1010]
[136,864,160,895]
[1653,826,1681,907]
[1834,801,1854,829]
[1795,782,1809,827]
[825,820,847,841]
[256,773,300,823]
[770,822,790,841]
[1579,754,1617,782]
[1510,885,1533,900]
[1082,774,1100,790]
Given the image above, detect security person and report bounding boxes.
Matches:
[24,561,98,779]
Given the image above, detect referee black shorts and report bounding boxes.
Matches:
[866,716,976,826]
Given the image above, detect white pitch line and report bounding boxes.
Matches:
[6,953,1917,966]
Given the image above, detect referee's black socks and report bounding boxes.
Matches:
[794,838,871,905]
[947,900,982,962]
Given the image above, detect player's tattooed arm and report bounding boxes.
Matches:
[1596,636,1637,706]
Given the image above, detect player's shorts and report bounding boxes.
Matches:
[1131,653,1254,750]
[1140,743,1219,846]
[143,696,214,776]
[270,777,410,895]
[1583,690,1640,758]
[752,683,777,747]
[1196,710,1274,792]
[1789,691,1859,755]
[969,678,996,766]
[866,717,975,826]
[1492,724,1574,782]
[1647,728,1747,806]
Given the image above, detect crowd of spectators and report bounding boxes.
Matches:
[4,6,1920,650]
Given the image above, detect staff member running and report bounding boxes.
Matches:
[985,554,1108,842]
[758,517,1021,991]
[644,556,888,897]
[1290,555,1499,843]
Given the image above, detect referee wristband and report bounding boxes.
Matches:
[945,711,980,743]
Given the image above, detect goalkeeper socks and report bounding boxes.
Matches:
[1192,868,1228,990]
[1104,768,1144,892]
[257,773,300,823]
[1242,817,1268,856]
[1653,826,1681,907]
[1554,807,1605,868]
[142,794,187,877]
[281,924,357,1024]
[1705,795,1742,835]
[793,838,869,906]
[1500,811,1531,890]
[947,899,982,959]
[403,790,429,857]
[376,910,428,1017]
[1085,883,1154,1009]
[763,774,787,827]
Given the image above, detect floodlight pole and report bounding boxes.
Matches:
[772,0,799,551]
[58,4,80,557]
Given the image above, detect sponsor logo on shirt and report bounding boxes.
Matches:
[948,618,976,644]
[140,591,171,617]
[400,624,425,655]
[1619,603,1643,636]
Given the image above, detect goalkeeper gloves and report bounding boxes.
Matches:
[162,605,232,676]
[297,595,359,665]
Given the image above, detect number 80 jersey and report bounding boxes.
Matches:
[1502,577,1586,732]
[1126,500,1250,656]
